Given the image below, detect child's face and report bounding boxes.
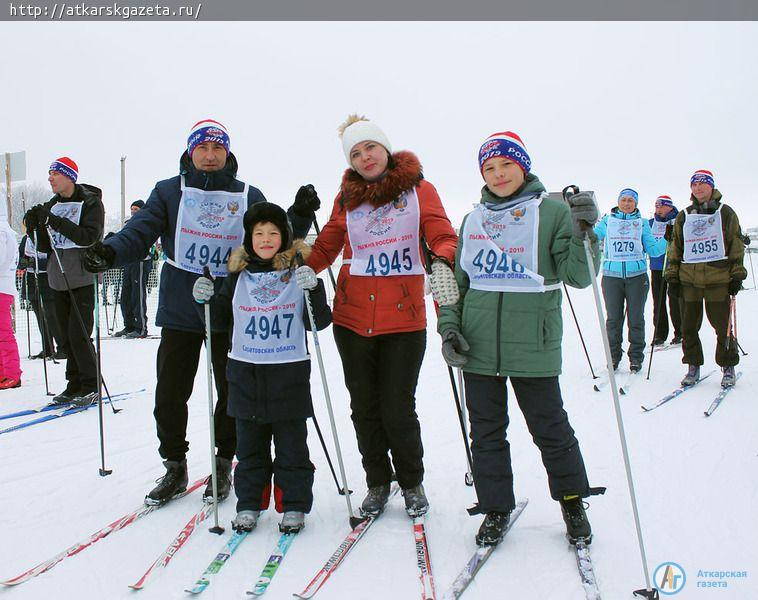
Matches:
[482,157,525,198]
[252,222,282,260]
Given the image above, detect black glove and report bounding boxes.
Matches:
[664,224,674,242]
[83,242,116,273]
[740,234,751,246]
[293,184,321,218]
[441,329,469,368]
[23,206,42,231]
[728,279,742,296]
[567,191,599,238]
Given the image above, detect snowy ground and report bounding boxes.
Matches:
[1,277,757,600]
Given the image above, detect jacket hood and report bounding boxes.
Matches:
[179,150,240,190]
[610,206,641,219]
[228,239,312,274]
[479,172,546,207]
[688,188,723,214]
[653,206,679,221]
[339,151,422,210]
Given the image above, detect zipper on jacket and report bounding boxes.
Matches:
[495,292,503,376]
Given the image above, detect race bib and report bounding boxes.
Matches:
[650,219,669,240]
[169,177,246,277]
[49,201,85,249]
[605,217,644,261]
[228,271,308,364]
[460,196,559,293]
[24,237,46,273]
[346,189,425,277]
[683,206,726,264]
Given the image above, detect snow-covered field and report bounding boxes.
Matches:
[2,278,757,600]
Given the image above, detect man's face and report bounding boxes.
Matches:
[48,171,75,197]
[691,182,713,203]
[655,204,673,218]
[191,142,228,172]
[130,205,140,216]
[482,157,526,198]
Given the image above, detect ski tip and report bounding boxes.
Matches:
[349,515,369,530]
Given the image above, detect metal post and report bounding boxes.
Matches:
[4,152,12,222]
[120,156,126,228]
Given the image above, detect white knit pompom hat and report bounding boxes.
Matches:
[338,114,393,165]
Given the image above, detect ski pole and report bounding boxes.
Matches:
[93,275,112,477]
[646,254,669,381]
[748,249,756,290]
[30,233,53,396]
[562,185,658,600]
[455,367,475,486]
[295,253,359,528]
[201,266,224,535]
[563,283,597,379]
[23,270,31,358]
[312,218,337,292]
[311,412,352,495]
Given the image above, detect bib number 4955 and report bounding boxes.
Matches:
[365,248,413,276]
[691,240,718,254]
[184,243,231,268]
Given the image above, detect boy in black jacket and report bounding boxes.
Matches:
[193,202,331,533]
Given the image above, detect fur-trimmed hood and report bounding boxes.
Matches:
[340,151,422,210]
[227,239,312,274]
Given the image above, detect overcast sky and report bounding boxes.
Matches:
[2,21,757,229]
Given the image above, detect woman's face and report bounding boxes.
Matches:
[617,196,637,214]
[349,141,389,181]
[482,157,525,198]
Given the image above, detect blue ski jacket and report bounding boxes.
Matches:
[593,207,666,278]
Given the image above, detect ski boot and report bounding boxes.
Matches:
[629,361,642,374]
[113,327,132,338]
[70,391,98,408]
[232,510,260,532]
[52,388,79,405]
[680,365,700,387]
[145,460,188,506]
[203,456,233,503]
[402,484,429,517]
[671,335,683,345]
[475,511,511,546]
[559,495,592,545]
[360,484,391,517]
[721,366,736,388]
[279,511,305,533]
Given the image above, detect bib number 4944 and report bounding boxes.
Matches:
[472,249,525,275]
[184,243,231,268]
[365,248,413,276]
[245,313,295,341]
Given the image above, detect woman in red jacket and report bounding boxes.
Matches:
[296,115,458,518]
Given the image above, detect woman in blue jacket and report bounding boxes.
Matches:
[593,189,666,372]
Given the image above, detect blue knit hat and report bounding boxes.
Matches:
[478,131,531,174]
[187,119,230,156]
[655,195,674,208]
[618,188,639,205]
[49,157,78,183]
[691,169,714,188]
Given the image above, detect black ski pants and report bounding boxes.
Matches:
[650,269,682,342]
[120,261,151,335]
[601,273,649,365]
[680,285,738,367]
[26,272,65,355]
[333,325,426,490]
[463,372,590,513]
[53,284,96,393]
[234,418,313,514]
[154,328,236,462]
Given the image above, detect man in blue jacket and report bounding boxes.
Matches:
[648,195,681,345]
[594,189,666,372]
[84,119,320,505]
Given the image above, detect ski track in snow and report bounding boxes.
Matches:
[1,289,757,599]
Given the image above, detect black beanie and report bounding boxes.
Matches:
[242,202,292,258]
[131,199,145,209]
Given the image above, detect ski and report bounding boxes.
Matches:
[641,370,715,412]
[574,540,601,600]
[246,531,298,596]
[619,372,640,395]
[185,529,252,594]
[704,372,742,417]
[294,486,401,599]
[0,388,145,422]
[0,473,208,587]
[592,376,608,392]
[0,390,144,436]
[129,502,216,590]
[442,499,528,599]
[413,516,436,600]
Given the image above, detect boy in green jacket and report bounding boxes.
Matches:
[437,132,601,546]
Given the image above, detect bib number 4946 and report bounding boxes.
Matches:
[472,249,525,275]
[245,313,295,341]
[365,248,413,276]
[184,243,231,268]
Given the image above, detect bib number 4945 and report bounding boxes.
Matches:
[472,249,525,275]
[184,243,231,268]
[245,313,294,341]
[365,248,413,276]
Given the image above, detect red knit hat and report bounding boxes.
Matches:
[49,157,79,182]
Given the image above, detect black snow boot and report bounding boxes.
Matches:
[360,484,391,517]
[629,361,642,374]
[203,457,233,503]
[559,495,592,544]
[145,460,188,506]
[681,365,700,387]
[52,388,79,405]
[475,511,511,546]
[70,391,98,408]
[402,484,429,517]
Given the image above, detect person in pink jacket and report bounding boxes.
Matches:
[0,206,21,390]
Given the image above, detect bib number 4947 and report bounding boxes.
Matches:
[365,248,413,276]
[472,249,525,275]
[184,243,231,269]
[245,313,295,341]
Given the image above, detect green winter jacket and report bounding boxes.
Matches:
[437,175,601,378]
[665,190,747,288]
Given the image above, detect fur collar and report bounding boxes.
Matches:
[339,151,422,210]
[228,239,312,274]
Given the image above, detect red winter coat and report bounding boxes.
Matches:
[308,152,458,337]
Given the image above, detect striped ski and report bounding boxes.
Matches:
[574,540,601,600]
[641,371,715,412]
[0,388,145,421]
[0,473,207,587]
[413,516,436,599]
[704,372,742,417]
[246,532,298,596]
[442,499,528,599]
[185,530,252,594]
